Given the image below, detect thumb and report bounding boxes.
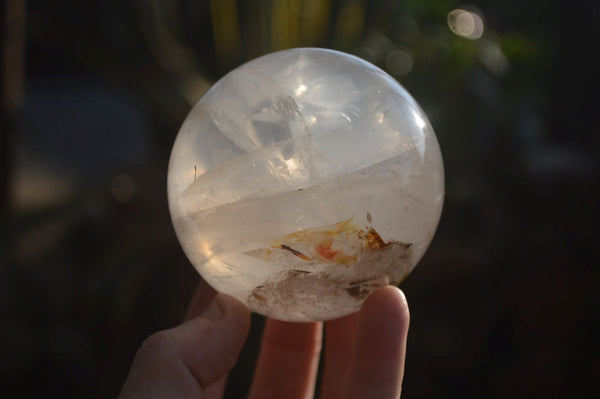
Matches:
[119,294,251,398]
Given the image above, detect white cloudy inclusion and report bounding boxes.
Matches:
[167,48,444,322]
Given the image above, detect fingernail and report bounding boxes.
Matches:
[202,295,224,322]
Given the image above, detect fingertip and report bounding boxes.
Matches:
[357,285,410,357]
[183,280,218,321]
[213,292,250,314]
[212,293,251,334]
[362,285,410,325]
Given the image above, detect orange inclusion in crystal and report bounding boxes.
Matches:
[315,243,339,260]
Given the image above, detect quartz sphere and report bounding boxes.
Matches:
[168,48,444,322]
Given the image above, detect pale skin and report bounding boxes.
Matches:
[119,282,410,399]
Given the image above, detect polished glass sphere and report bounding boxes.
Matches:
[168,48,444,321]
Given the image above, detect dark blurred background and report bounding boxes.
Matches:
[1,0,598,397]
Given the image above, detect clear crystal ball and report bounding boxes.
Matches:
[168,48,444,321]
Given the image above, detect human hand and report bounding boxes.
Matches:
[119,282,409,399]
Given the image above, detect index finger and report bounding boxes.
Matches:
[248,319,323,399]
[345,286,410,399]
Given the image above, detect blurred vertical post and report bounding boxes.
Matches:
[210,0,242,68]
[297,0,331,46]
[0,0,26,213]
[333,0,364,49]
[271,0,300,50]
[271,0,332,50]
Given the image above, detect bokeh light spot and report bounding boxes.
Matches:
[447,9,484,39]
[386,47,413,77]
